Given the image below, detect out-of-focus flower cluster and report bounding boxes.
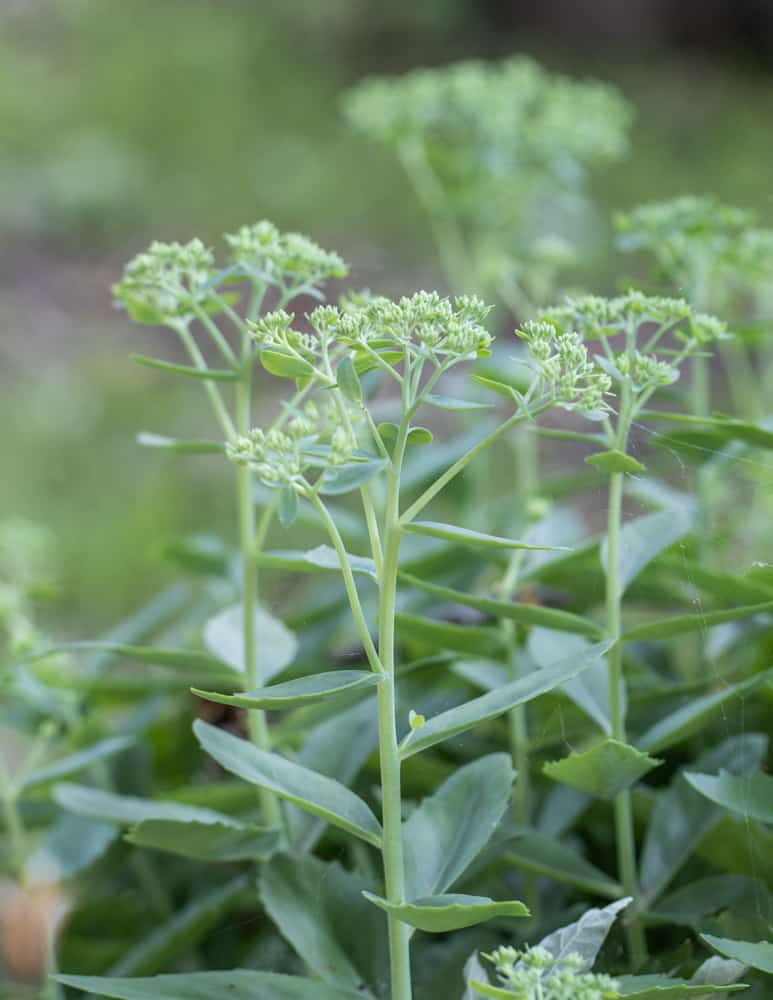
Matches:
[482,945,619,1000]
[0,519,57,656]
[113,238,216,323]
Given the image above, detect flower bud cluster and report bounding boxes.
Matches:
[250,310,320,362]
[484,945,619,1000]
[224,220,347,290]
[517,320,611,418]
[616,350,678,390]
[226,401,321,487]
[328,291,493,365]
[113,238,215,321]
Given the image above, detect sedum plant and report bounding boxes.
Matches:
[343,56,632,311]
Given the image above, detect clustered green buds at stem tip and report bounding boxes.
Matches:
[482,946,619,1000]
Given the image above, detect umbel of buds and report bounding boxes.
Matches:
[482,945,619,1000]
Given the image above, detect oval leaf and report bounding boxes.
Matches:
[126,820,277,862]
[194,720,382,847]
[684,770,773,825]
[362,892,528,933]
[585,449,646,475]
[260,349,315,379]
[701,935,773,975]
[320,458,388,495]
[204,604,297,680]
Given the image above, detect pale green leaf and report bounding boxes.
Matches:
[131,354,239,381]
[403,520,566,552]
[20,735,133,791]
[684,770,773,824]
[320,457,388,494]
[586,449,646,474]
[623,600,773,642]
[192,670,380,710]
[363,892,528,933]
[543,739,662,800]
[601,505,694,597]
[702,935,773,975]
[126,820,277,861]
[204,603,297,680]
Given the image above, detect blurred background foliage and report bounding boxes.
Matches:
[2,0,772,632]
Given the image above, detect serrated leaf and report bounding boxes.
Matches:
[260,349,315,379]
[261,855,384,997]
[136,432,224,454]
[19,735,133,791]
[400,640,611,758]
[204,604,297,680]
[194,720,382,847]
[403,521,566,553]
[126,820,277,861]
[702,935,773,974]
[131,354,239,381]
[192,670,380,711]
[425,393,493,411]
[401,572,604,639]
[601,504,694,597]
[543,740,662,800]
[363,893,528,933]
[684,770,773,824]
[403,754,514,900]
[320,457,388,495]
[336,356,362,402]
[638,670,772,754]
[586,449,646,474]
[55,972,366,999]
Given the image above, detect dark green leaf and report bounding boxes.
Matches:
[55,972,365,999]
[126,820,277,861]
[505,829,622,899]
[684,770,773,824]
[396,613,506,658]
[194,720,382,847]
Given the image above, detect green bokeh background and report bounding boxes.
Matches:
[2,0,771,632]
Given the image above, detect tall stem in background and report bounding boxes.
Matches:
[377,421,412,1000]
[235,374,281,829]
[606,470,647,967]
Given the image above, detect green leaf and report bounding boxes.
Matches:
[192,670,380,711]
[586,449,646,474]
[684,770,773,824]
[543,740,662,800]
[527,630,611,732]
[278,485,299,528]
[126,820,277,861]
[55,972,366,1000]
[396,613,506,658]
[256,545,377,580]
[260,349,315,379]
[617,975,748,997]
[640,734,767,904]
[19,735,133,791]
[505,829,622,899]
[400,640,611,758]
[623,599,773,642]
[400,572,603,639]
[130,354,239,381]
[260,855,384,997]
[470,373,518,399]
[363,893,528,933]
[601,505,694,597]
[336,356,362,402]
[702,935,773,974]
[403,754,514,900]
[204,604,297,680]
[30,641,230,674]
[425,393,493,411]
[651,875,764,930]
[27,813,117,878]
[108,876,250,977]
[638,670,772,754]
[52,783,247,827]
[320,457,388,495]
[136,432,224,454]
[403,520,566,553]
[194,720,383,847]
[537,897,631,970]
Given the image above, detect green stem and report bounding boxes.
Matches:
[606,471,647,967]
[176,324,237,441]
[378,420,412,1000]
[235,374,281,830]
[1,786,25,877]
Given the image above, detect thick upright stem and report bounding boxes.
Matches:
[606,471,647,967]
[378,426,412,1000]
[235,376,281,829]
[1,788,25,877]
